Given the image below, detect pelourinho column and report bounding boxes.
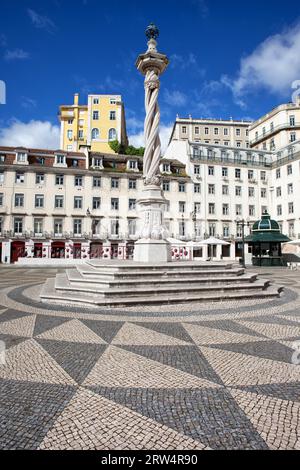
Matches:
[133,23,171,263]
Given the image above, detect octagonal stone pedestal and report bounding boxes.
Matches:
[133,239,171,263]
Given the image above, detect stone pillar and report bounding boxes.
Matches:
[1,241,11,264]
[25,240,34,257]
[81,241,90,260]
[65,241,73,260]
[42,241,51,260]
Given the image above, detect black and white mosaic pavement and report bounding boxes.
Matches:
[0,266,299,450]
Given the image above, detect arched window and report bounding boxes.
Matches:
[108,128,117,141]
[91,128,99,140]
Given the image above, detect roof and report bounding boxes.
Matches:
[245,211,290,243]
[252,212,280,232]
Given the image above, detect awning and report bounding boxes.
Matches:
[245,232,291,243]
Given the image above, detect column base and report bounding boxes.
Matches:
[133,239,171,263]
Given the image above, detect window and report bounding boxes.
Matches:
[129,199,136,210]
[110,111,116,120]
[270,122,274,132]
[235,186,242,196]
[128,219,136,236]
[289,222,295,237]
[194,202,201,213]
[290,132,296,142]
[54,219,63,235]
[75,175,83,187]
[261,188,267,198]
[222,204,229,215]
[248,170,254,180]
[92,219,101,235]
[260,171,266,181]
[214,128,219,135]
[248,187,255,197]
[55,174,64,185]
[0,193,3,206]
[34,218,43,235]
[288,202,294,214]
[194,183,200,193]
[262,127,266,136]
[93,111,99,120]
[92,197,101,210]
[110,98,116,105]
[222,167,228,177]
[0,155,5,163]
[72,159,79,167]
[276,168,281,179]
[194,165,200,175]
[277,205,282,216]
[111,198,119,210]
[36,173,45,184]
[290,115,295,126]
[179,201,185,213]
[35,194,44,208]
[236,142,241,148]
[182,126,187,134]
[224,128,228,136]
[276,187,282,197]
[91,128,99,140]
[73,219,82,235]
[15,172,25,183]
[0,172,4,183]
[208,166,214,176]
[93,98,99,104]
[209,223,216,236]
[111,219,120,236]
[235,168,241,179]
[222,185,229,195]
[14,193,24,207]
[14,217,23,234]
[223,225,230,237]
[162,180,170,191]
[236,128,241,136]
[93,176,101,187]
[78,130,83,139]
[208,184,215,195]
[55,195,64,208]
[16,152,27,163]
[195,126,199,134]
[56,155,65,165]
[129,178,137,190]
[67,130,73,140]
[108,128,117,141]
[204,127,209,135]
[179,220,185,237]
[178,182,186,192]
[249,205,255,217]
[288,183,293,195]
[287,164,293,175]
[74,196,83,209]
[129,160,137,170]
[208,203,215,215]
[236,204,242,216]
[111,178,119,189]
[68,119,73,125]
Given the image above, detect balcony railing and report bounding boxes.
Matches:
[250,122,300,145]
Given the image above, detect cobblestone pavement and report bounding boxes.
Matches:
[0,266,299,450]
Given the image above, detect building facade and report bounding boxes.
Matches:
[0,146,195,263]
[169,116,252,148]
[249,97,300,151]
[59,93,128,154]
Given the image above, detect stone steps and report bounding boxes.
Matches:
[40,277,281,307]
[39,260,282,308]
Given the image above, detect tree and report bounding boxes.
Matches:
[109,140,145,156]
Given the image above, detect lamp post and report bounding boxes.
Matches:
[236,218,251,268]
[191,211,197,240]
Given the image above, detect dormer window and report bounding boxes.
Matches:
[0,155,5,163]
[55,154,67,167]
[161,163,171,174]
[127,160,138,171]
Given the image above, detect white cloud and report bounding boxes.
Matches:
[223,21,300,104]
[0,120,60,149]
[27,9,56,33]
[163,89,187,107]
[21,97,37,109]
[128,123,173,154]
[4,49,30,61]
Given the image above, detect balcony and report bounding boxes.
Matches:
[250,122,300,145]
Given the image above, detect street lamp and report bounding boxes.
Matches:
[236,218,251,268]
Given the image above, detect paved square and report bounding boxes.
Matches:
[0,266,299,450]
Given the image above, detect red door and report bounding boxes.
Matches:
[90,242,103,258]
[11,241,25,263]
[51,241,65,258]
[73,243,82,259]
[34,243,43,258]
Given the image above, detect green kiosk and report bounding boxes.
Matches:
[245,211,290,267]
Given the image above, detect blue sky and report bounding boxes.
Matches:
[1,0,300,149]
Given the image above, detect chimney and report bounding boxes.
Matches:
[74,93,79,106]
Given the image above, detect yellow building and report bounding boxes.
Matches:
[59,93,128,154]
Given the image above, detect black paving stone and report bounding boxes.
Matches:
[0,333,28,350]
[185,319,266,338]
[36,339,107,384]
[133,321,194,343]
[0,309,33,323]
[33,314,71,337]
[80,319,124,343]
[232,382,300,402]
[0,379,76,450]
[119,345,224,386]
[206,340,294,364]
[89,386,269,450]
